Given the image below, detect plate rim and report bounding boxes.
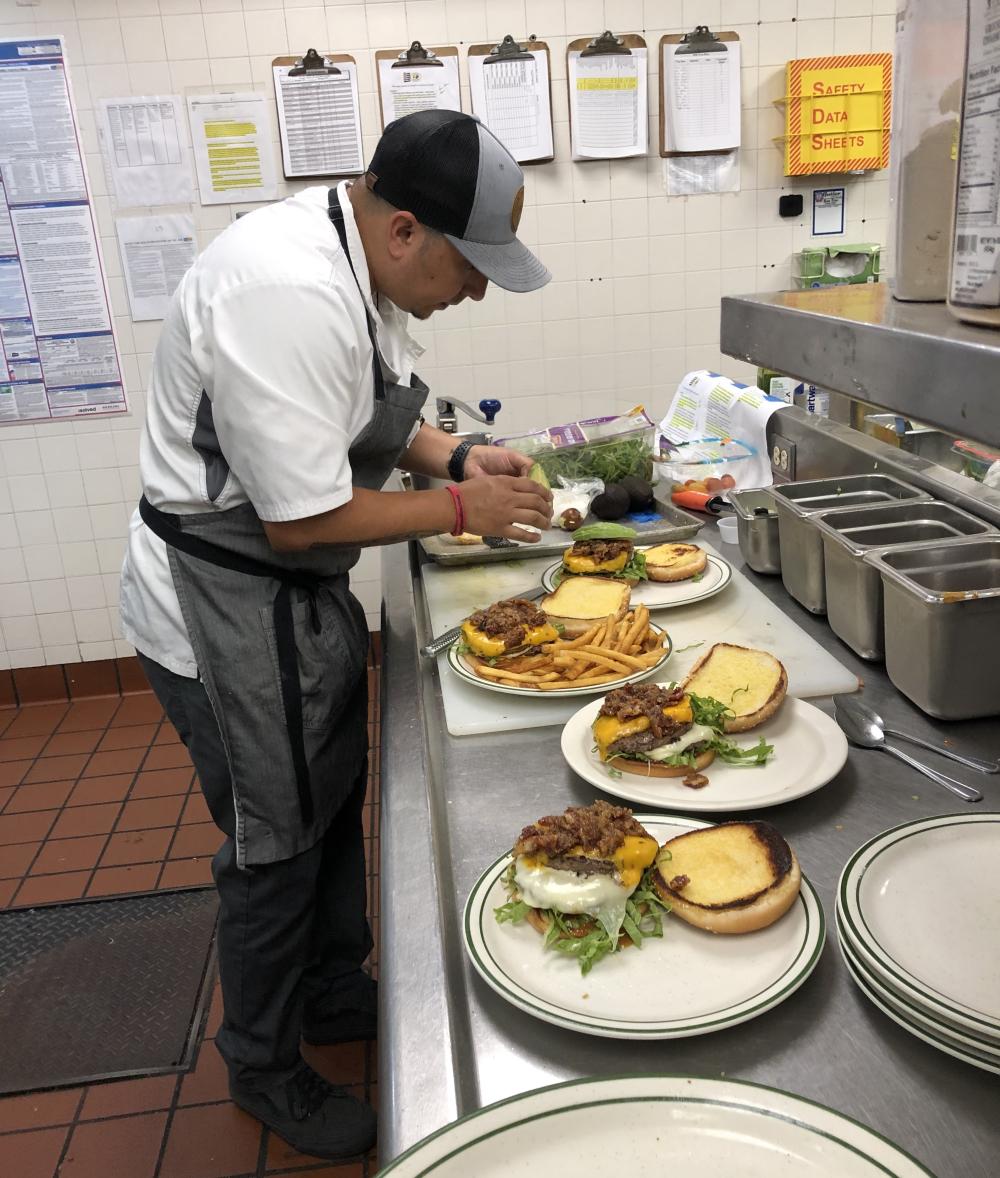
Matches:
[836,915,1000,1061]
[447,621,672,698]
[539,550,733,610]
[559,695,848,813]
[377,1072,935,1177]
[462,813,826,1039]
[838,928,1000,1076]
[837,813,1000,1038]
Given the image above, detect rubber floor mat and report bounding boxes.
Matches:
[0,887,218,1096]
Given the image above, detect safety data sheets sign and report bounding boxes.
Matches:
[0,37,127,425]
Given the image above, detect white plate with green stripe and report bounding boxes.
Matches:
[462,814,824,1040]
[376,1074,933,1176]
[837,919,1000,1074]
[540,549,733,610]
[447,621,671,698]
[837,813,1000,1044]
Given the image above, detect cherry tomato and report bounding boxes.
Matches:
[720,473,737,489]
[705,477,723,493]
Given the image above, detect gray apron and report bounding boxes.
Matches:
[139,189,427,867]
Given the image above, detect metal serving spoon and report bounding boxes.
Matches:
[834,702,983,804]
[835,695,999,774]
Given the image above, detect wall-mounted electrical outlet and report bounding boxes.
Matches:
[770,434,797,480]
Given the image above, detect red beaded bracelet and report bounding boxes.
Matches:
[445,483,466,537]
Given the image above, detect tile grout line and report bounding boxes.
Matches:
[50,1084,87,1175]
[8,698,137,905]
[6,705,199,906]
[150,1071,186,1178]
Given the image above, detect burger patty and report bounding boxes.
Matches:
[570,538,633,563]
[468,597,549,650]
[545,854,617,876]
[607,719,693,757]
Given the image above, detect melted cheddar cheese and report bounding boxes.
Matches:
[592,696,695,760]
[563,550,629,575]
[520,834,657,890]
[460,619,558,658]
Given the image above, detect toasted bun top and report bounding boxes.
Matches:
[541,576,631,620]
[681,643,787,732]
[652,821,801,935]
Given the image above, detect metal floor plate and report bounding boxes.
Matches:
[0,887,218,1096]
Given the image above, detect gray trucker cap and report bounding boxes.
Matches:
[365,109,551,293]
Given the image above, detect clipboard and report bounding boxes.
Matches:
[468,35,554,165]
[271,49,363,180]
[566,31,648,161]
[375,42,462,130]
[659,28,741,157]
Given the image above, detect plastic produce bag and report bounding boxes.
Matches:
[551,477,604,530]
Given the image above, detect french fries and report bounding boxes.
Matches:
[461,605,668,692]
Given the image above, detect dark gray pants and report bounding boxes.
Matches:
[139,653,373,1090]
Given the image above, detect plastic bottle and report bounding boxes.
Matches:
[890,0,965,301]
[949,0,1000,326]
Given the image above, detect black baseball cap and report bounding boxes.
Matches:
[366,109,550,293]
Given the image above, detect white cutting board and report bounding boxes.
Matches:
[422,542,859,736]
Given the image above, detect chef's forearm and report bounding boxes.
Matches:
[396,423,457,479]
[262,486,455,552]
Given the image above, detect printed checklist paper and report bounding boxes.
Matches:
[569,48,648,160]
[663,42,741,153]
[469,50,553,163]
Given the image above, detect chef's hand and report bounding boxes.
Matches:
[459,475,553,543]
[463,444,535,480]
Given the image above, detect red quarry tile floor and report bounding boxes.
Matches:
[0,651,382,1177]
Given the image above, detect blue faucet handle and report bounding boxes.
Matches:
[478,398,502,425]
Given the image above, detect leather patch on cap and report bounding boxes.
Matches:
[511,186,524,232]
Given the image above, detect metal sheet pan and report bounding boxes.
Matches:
[419,495,703,566]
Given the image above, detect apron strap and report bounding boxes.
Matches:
[140,495,318,826]
[327,187,386,402]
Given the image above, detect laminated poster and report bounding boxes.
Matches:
[0,36,127,424]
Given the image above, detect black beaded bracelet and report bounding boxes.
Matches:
[447,439,476,483]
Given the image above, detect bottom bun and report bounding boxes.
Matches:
[524,904,638,948]
[612,746,716,779]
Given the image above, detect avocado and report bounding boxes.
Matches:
[591,484,630,520]
[528,463,551,489]
[620,475,654,511]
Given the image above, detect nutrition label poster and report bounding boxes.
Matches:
[0,36,127,424]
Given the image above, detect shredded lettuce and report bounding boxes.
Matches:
[493,864,671,976]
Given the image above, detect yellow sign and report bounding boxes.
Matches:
[784,54,892,175]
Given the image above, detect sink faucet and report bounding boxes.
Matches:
[435,397,502,434]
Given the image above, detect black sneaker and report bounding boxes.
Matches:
[302,976,377,1045]
[230,1062,376,1160]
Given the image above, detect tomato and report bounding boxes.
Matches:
[720,473,737,489]
[705,477,723,492]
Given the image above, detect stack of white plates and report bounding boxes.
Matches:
[836,812,1000,1074]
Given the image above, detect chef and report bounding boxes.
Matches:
[120,109,552,1160]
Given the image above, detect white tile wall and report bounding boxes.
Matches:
[0,0,892,670]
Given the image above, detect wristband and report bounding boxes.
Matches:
[447,439,475,483]
[445,484,466,536]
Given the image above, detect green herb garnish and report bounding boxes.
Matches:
[494,863,671,976]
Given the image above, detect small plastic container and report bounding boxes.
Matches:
[655,438,757,492]
[952,439,1000,483]
[717,516,739,544]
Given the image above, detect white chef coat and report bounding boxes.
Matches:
[121,181,424,678]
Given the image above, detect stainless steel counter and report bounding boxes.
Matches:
[377,526,1000,1177]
